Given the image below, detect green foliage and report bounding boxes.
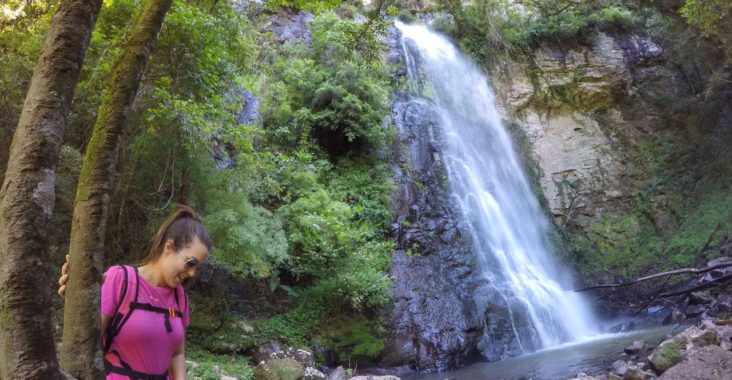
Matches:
[680,0,731,35]
[265,0,343,12]
[575,214,653,279]
[277,183,393,313]
[504,5,639,49]
[0,0,55,176]
[65,0,140,148]
[570,174,732,281]
[665,186,732,266]
[205,197,289,278]
[254,306,323,348]
[103,0,259,262]
[187,347,254,380]
[279,189,352,278]
[2,0,395,365]
[259,12,389,157]
[326,159,396,231]
[434,0,649,64]
[246,10,395,347]
[321,318,386,359]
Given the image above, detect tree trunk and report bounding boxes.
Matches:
[60,0,173,378]
[0,0,102,379]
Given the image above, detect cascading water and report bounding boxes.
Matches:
[395,21,599,354]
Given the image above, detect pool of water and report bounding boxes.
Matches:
[402,324,688,380]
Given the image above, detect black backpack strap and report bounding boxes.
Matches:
[104,265,138,353]
[105,351,169,380]
[128,302,182,317]
[118,265,129,306]
[183,289,188,326]
[174,285,189,329]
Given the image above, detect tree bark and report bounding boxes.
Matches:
[0,0,102,379]
[60,0,173,378]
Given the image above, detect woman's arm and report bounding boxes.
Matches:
[169,339,186,380]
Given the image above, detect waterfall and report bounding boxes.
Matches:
[395,21,599,353]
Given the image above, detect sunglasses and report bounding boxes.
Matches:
[177,250,203,270]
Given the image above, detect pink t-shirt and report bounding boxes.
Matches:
[101,266,189,379]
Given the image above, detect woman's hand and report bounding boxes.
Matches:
[58,254,69,298]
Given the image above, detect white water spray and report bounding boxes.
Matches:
[396,21,599,352]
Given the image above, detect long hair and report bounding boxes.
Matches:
[142,204,213,264]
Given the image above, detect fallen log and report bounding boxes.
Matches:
[574,261,732,292]
[657,273,732,298]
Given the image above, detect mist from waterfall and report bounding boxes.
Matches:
[396,21,599,353]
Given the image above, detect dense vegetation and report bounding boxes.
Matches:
[2,0,395,375]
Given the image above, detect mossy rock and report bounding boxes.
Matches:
[254,358,304,380]
[197,317,256,354]
[649,340,683,373]
[692,330,720,347]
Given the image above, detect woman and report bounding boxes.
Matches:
[59,205,212,380]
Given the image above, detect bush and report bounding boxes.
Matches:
[259,12,389,158]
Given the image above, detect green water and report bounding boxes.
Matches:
[403,325,687,380]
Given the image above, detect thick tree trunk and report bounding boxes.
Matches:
[0,0,102,379]
[60,0,173,378]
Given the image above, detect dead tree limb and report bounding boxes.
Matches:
[574,261,732,292]
[658,273,732,298]
[633,273,673,316]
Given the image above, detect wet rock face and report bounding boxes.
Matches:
[488,31,706,256]
[261,11,313,45]
[491,32,669,226]
[382,95,487,371]
[237,90,259,126]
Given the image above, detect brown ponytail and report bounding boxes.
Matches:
[143,204,213,264]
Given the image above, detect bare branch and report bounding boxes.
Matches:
[574,261,732,292]
[658,273,732,298]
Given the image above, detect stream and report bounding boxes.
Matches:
[402,324,688,380]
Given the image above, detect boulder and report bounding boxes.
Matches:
[611,360,628,377]
[691,330,720,347]
[648,340,683,373]
[254,358,305,380]
[684,304,706,317]
[253,343,315,369]
[624,340,646,355]
[326,366,346,380]
[253,341,282,364]
[648,322,732,374]
[623,365,654,380]
[662,308,686,325]
[304,367,326,380]
[707,295,732,318]
[688,291,714,305]
[567,374,600,380]
[658,346,732,380]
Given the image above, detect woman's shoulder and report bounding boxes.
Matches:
[103,265,137,283]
